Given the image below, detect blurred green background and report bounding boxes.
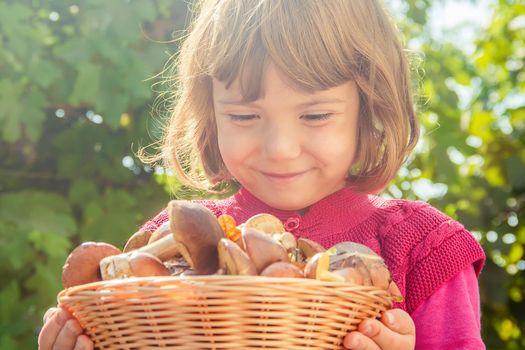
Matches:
[0,0,523,349]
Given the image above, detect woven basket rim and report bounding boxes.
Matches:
[58,275,395,349]
[58,275,394,300]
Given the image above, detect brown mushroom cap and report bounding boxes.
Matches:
[242,227,289,273]
[128,252,171,277]
[62,242,121,288]
[168,200,225,274]
[260,261,304,278]
[123,230,152,253]
[297,238,325,258]
[217,238,257,276]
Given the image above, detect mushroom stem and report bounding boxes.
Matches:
[138,234,178,261]
[100,234,178,280]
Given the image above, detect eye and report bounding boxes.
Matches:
[301,113,333,122]
[228,114,259,122]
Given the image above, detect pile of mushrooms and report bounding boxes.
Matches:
[61,201,402,301]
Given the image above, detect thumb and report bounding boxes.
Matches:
[42,307,59,324]
[382,309,416,336]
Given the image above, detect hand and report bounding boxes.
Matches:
[38,307,94,350]
[343,309,415,350]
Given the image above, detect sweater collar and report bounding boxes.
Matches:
[234,186,384,237]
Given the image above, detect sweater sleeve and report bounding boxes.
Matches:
[140,209,168,232]
[404,207,485,313]
[412,266,485,349]
[378,201,485,313]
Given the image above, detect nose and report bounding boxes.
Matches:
[262,121,301,161]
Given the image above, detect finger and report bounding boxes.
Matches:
[52,319,83,350]
[381,309,416,336]
[38,308,73,350]
[74,335,94,350]
[343,330,380,350]
[42,307,59,324]
[357,317,414,350]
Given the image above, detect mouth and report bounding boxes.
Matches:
[260,170,308,183]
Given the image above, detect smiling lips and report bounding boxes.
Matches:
[260,170,308,184]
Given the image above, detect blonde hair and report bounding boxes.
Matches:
[149,0,419,194]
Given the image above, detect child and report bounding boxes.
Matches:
[38,0,486,349]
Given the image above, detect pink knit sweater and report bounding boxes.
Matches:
[141,186,485,336]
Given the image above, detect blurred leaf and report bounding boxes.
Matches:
[505,154,525,191]
[507,244,523,264]
[69,63,102,105]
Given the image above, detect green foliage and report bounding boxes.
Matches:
[0,0,186,348]
[388,0,525,348]
[0,0,523,349]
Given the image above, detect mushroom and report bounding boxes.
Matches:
[62,242,121,288]
[217,238,257,276]
[329,267,365,284]
[243,213,285,234]
[100,233,180,280]
[303,251,328,280]
[100,201,225,279]
[123,230,152,253]
[297,238,325,258]
[260,261,304,278]
[148,221,172,244]
[103,252,171,279]
[271,232,297,252]
[242,227,289,273]
[304,241,403,299]
[217,214,243,248]
[168,200,225,275]
[329,242,383,286]
[164,255,191,276]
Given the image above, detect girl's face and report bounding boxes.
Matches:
[213,64,360,211]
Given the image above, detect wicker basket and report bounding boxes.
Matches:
[58,275,393,350]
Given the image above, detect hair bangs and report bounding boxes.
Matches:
[205,0,362,102]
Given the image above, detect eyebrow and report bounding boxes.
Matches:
[217,97,346,108]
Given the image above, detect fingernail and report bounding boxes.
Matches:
[386,312,395,326]
[42,308,56,324]
[67,320,77,332]
[362,323,373,336]
[344,335,360,349]
[55,310,69,325]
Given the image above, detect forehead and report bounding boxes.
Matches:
[212,64,358,109]
[212,64,323,101]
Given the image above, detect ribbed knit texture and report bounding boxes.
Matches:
[141,186,485,314]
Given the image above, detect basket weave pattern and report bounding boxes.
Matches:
[58,275,392,350]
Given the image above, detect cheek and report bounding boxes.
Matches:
[216,125,254,167]
[308,126,358,167]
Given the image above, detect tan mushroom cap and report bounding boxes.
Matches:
[244,213,285,234]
